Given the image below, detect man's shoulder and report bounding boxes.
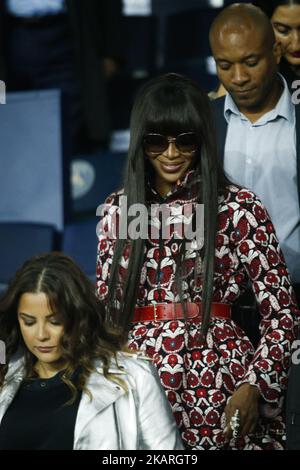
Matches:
[211,96,227,128]
[211,95,226,112]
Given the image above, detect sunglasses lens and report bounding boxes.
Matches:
[143,134,167,154]
[177,133,198,153]
[144,133,198,154]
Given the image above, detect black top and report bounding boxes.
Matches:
[0,370,82,450]
[280,59,299,89]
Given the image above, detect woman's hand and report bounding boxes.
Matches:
[223,383,260,440]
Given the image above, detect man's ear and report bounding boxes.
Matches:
[273,40,282,65]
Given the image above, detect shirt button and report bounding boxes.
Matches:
[40,382,47,388]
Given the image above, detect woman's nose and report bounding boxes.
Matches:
[36,323,50,341]
[164,141,180,158]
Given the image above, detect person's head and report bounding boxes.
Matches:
[17,291,64,374]
[126,73,225,197]
[209,3,281,114]
[0,253,125,394]
[106,74,230,337]
[253,1,300,68]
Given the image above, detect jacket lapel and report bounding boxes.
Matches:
[0,355,25,423]
[73,364,127,444]
[211,96,227,164]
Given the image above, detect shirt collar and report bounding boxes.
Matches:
[224,74,295,125]
[147,168,200,200]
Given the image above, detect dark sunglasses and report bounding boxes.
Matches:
[143,132,198,155]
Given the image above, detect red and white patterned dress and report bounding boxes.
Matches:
[96,171,300,450]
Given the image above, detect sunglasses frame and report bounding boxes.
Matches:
[143,132,198,155]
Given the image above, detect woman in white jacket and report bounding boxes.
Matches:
[0,253,183,450]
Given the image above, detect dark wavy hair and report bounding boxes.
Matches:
[0,252,127,399]
[105,73,230,337]
[252,0,300,17]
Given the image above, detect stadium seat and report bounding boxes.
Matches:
[0,222,56,292]
[0,89,70,232]
[62,218,98,280]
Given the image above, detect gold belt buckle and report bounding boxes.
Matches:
[154,303,158,322]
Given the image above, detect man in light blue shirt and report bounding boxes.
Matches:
[210,3,300,293]
[224,75,300,283]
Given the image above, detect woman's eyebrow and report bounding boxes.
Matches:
[18,313,56,318]
[18,312,35,318]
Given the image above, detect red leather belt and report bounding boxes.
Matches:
[132,302,231,323]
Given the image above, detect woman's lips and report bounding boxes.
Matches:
[160,162,184,173]
[36,347,55,353]
[291,51,300,58]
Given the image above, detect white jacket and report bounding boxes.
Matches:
[0,351,184,450]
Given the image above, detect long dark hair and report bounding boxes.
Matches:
[106,73,230,337]
[0,252,126,398]
[253,0,300,17]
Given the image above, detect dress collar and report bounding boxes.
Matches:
[147,169,201,201]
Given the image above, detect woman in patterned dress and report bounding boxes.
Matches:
[96,73,300,450]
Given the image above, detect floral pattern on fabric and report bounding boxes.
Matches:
[96,172,300,450]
